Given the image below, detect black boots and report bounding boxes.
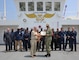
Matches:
[45,54,51,57]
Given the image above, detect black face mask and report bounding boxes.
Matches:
[46,26,49,29]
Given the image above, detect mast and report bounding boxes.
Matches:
[3,0,6,20]
[77,0,79,17]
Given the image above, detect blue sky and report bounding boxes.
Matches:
[65,0,77,16]
[0,0,77,20]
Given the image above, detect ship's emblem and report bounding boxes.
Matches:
[25,13,55,21]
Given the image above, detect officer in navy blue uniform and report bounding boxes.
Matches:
[55,28,60,50]
[3,28,12,51]
[59,28,65,50]
[23,28,30,51]
[10,29,15,50]
[65,27,71,50]
[70,27,77,51]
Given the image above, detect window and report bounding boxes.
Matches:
[54,2,60,11]
[28,2,34,11]
[37,2,43,11]
[19,2,26,11]
[46,2,52,11]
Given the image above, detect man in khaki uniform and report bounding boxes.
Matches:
[30,27,41,57]
[45,24,52,57]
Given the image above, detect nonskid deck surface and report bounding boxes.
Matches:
[0,45,79,60]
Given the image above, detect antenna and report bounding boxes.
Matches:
[3,0,6,20]
[63,5,67,19]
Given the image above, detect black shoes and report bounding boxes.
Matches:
[45,54,51,57]
[33,55,36,56]
[70,49,77,52]
[15,50,18,51]
[48,54,51,57]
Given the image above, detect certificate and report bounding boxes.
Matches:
[40,31,46,36]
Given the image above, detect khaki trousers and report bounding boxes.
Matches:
[15,40,22,50]
[30,40,37,56]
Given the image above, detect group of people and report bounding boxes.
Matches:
[3,24,77,57]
